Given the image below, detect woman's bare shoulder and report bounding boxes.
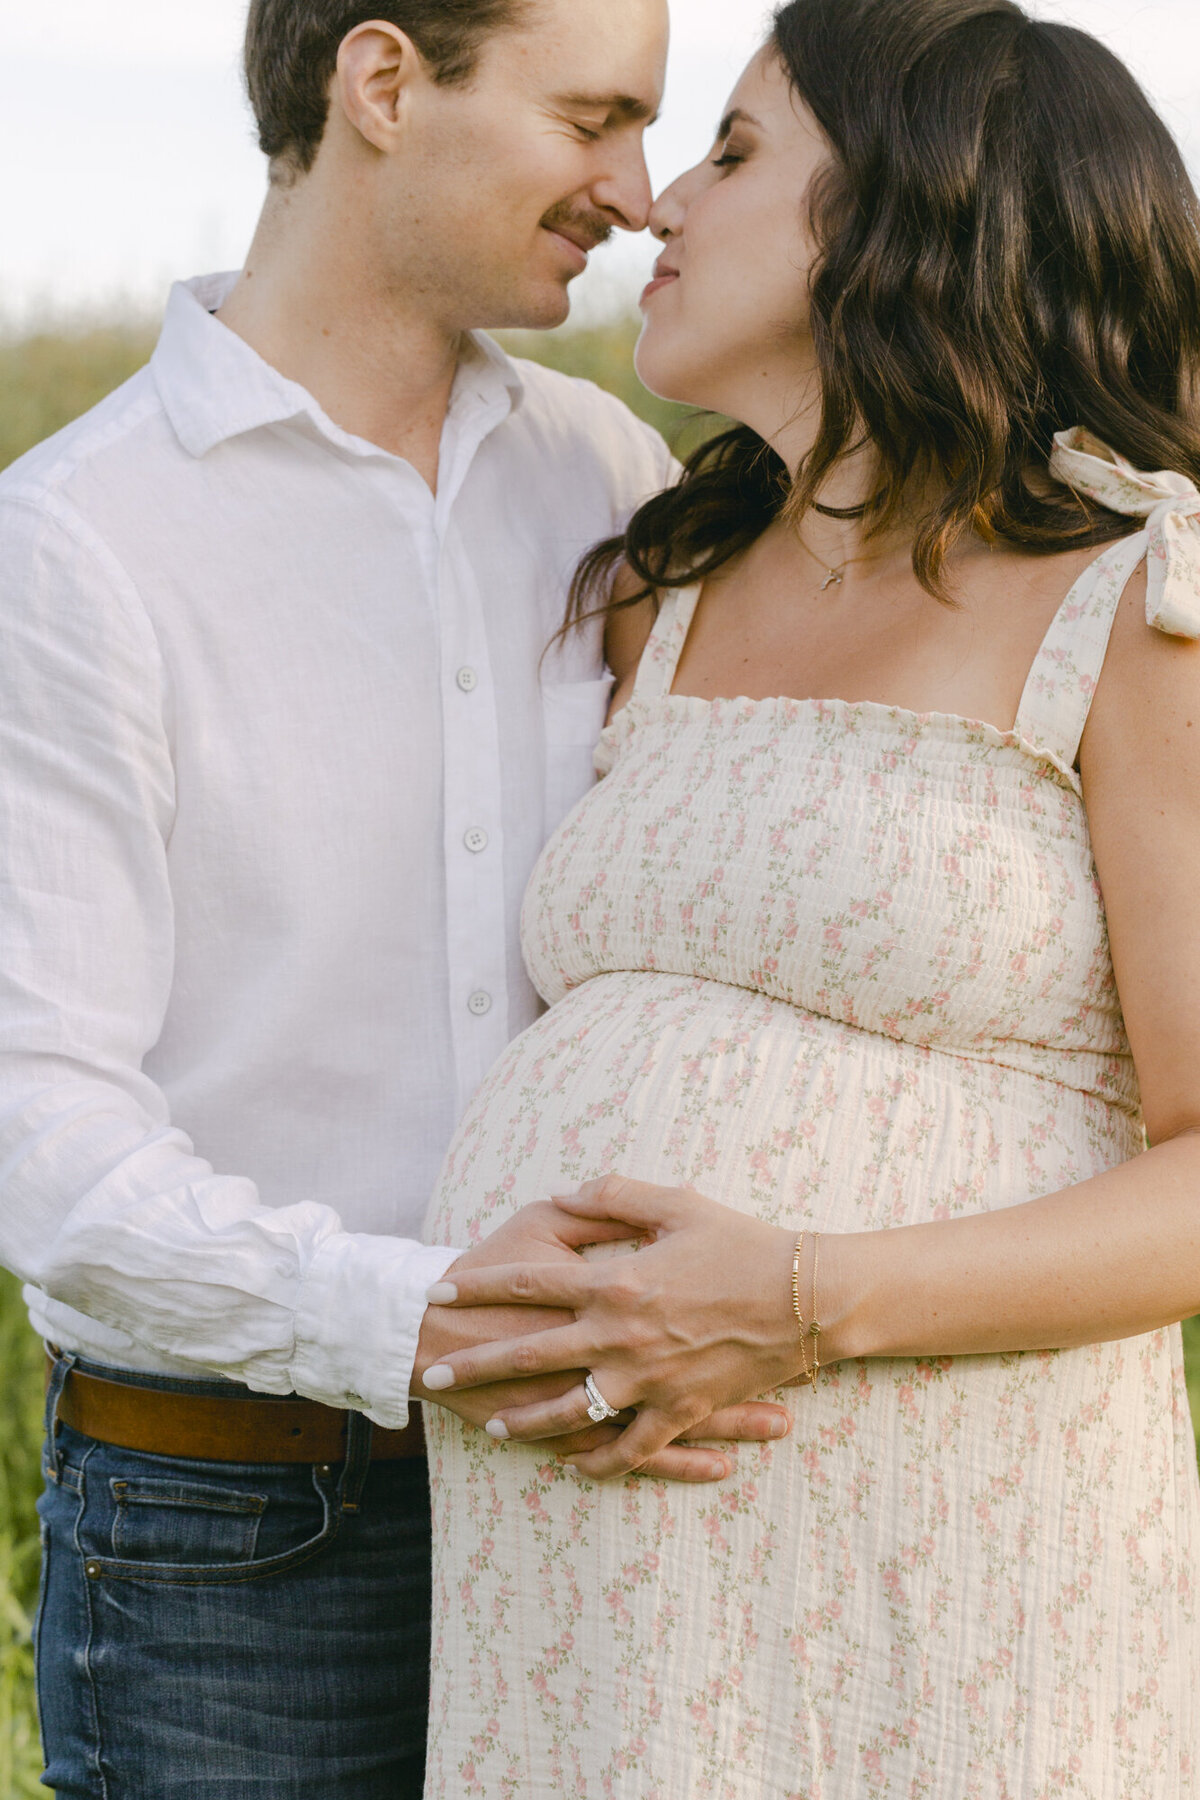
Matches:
[1082,553,1200,818]
[1088,557,1200,727]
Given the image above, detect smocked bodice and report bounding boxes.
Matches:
[521,537,1156,1115]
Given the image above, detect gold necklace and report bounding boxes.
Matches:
[794,529,871,592]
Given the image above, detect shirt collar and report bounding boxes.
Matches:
[152,272,526,462]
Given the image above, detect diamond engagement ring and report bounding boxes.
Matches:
[584,1373,621,1424]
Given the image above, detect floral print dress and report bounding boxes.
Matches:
[424,437,1200,1798]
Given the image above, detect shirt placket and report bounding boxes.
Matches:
[437,514,510,1123]
[434,385,516,1125]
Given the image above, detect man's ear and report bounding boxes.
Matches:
[334,22,426,153]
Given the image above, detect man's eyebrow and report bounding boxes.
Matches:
[716,107,763,140]
[554,91,660,126]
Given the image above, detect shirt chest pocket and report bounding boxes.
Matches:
[542,676,615,837]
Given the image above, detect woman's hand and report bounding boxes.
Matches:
[422,1179,808,1479]
[418,1198,793,1481]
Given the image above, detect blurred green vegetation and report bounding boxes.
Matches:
[1,1271,47,1798]
[0,313,1197,1789]
[0,322,159,475]
[0,313,699,478]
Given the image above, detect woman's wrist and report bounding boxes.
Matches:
[766,1223,814,1385]
[772,1226,876,1382]
[803,1228,886,1367]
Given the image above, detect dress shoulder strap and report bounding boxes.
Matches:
[1014,531,1148,770]
[630,584,703,705]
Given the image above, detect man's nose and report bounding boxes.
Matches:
[591,140,655,235]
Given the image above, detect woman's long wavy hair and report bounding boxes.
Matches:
[569,0,1200,624]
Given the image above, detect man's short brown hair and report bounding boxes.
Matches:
[245,0,531,174]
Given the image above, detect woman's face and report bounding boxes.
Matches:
[635,47,830,431]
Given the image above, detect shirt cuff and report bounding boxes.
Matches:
[288,1234,462,1428]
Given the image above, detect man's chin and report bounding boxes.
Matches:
[533,286,574,330]
[485,279,575,335]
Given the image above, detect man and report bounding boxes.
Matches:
[0,1,788,1794]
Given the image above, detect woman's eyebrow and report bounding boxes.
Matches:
[553,91,660,126]
[716,107,763,140]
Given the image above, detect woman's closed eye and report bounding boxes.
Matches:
[711,138,749,171]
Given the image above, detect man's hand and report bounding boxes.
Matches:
[420,1180,808,1480]
[416,1200,791,1482]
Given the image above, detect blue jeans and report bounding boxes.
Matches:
[35,1352,432,1798]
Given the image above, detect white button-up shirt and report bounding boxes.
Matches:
[0,273,673,1426]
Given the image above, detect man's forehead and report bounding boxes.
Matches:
[504,0,669,107]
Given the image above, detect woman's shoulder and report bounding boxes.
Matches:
[1084,553,1200,766]
[1094,550,1200,693]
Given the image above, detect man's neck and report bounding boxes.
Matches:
[217,186,464,491]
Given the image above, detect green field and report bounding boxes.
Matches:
[1,1272,46,1798]
[0,316,1198,1789]
[0,314,694,477]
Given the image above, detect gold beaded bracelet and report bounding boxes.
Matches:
[791,1229,823,1395]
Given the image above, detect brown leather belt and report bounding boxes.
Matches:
[48,1356,425,1464]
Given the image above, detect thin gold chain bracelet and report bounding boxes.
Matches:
[791,1229,823,1395]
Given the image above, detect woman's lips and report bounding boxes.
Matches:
[639,271,679,306]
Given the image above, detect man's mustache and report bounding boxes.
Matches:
[540,203,614,254]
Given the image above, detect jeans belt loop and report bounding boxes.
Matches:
[43,1346,78,1479]
[338,1412,374,1513]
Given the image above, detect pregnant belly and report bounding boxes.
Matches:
[422,975,1191,1799]
[425,971,1138,1250]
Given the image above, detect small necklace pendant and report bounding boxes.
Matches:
[820,568,845,592]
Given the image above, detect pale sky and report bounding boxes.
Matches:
[2,0,1199,323]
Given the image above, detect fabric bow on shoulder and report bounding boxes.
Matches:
[1049,426,1200,639]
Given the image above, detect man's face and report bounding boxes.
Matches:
[381,0,669,329]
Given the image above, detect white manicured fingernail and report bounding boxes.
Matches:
[423,1365,456,1392]
[548,1187,577,1200]
[771,1417,789,1439]
[426,1283,458,1304]
[486,1419,510,1441]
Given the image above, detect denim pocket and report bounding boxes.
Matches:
[82,1457,343,1588]
[110,1477,266,1566]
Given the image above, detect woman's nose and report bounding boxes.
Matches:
[649,193,679,243]
[649,166,699,243]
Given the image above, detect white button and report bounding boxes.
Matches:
[456,667,479,694]
[464,827,489,855]
[468,990,493,1017]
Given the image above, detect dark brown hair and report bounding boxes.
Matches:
[571,0,1200,623]
[245,0,532,173]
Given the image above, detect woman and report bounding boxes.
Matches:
[421,0,1200,1790]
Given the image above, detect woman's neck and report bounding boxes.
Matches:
[739,369,896,569]
[778,430,922,577]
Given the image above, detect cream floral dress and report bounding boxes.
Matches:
[424,435,1200,1799]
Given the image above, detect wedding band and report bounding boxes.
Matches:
[584,1373,620,1424]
